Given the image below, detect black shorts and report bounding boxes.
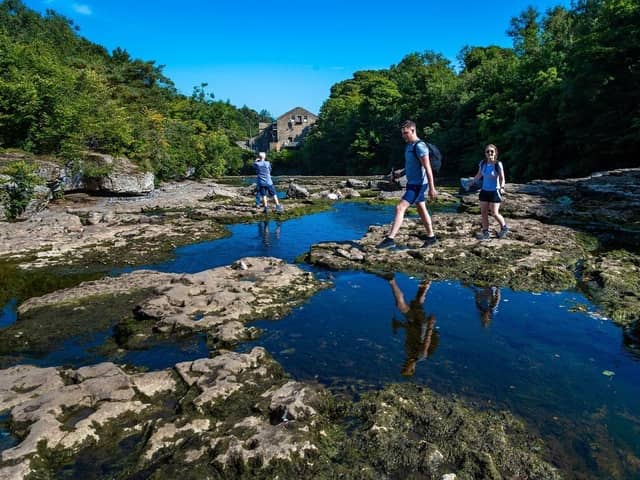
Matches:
[479,189,502,203]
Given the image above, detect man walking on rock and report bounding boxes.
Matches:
[377,120,438,249]
[254,152,283,214]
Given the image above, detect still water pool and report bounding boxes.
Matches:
[1,202,639,478]
[241,271,640,478]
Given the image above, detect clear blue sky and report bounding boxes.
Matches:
[23,0,570,117]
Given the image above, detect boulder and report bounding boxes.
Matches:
[80,154,154,196]
[286,182,310,199]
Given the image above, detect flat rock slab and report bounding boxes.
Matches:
[0,351,559,480]
[0,348,329,479]
[307,213,585,292]
[0,180,301,269]
[134,256,325,336]
[12,258,326,350]
[460,168,640,241]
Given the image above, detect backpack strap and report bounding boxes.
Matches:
[480,160,501,176]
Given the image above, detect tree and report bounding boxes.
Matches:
[1,159,41,220]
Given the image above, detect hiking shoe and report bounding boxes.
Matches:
[476,230,490,240]
[422,236,438,248]
[497,225,509,239]
[377,271,395,281]
[275,204,284,213]
[376,237,396,249]
[262,207,268,214]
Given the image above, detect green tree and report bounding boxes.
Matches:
[1,159,41,220]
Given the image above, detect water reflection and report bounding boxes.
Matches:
[0,299,17,328]
[257,220,282,247]
[243,271,640,479]
[387,276,439,376]
[473,285,501,327]
[623,321,640,359]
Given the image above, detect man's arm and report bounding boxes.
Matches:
[421,154,438,198]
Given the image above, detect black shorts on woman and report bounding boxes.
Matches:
[479,189,502,203]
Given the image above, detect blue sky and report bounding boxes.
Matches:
[23,0,570,117]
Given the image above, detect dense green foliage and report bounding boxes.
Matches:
[0,159,40,219]
[1,1,637,182]
[0,0,271,180]
[300,0,640,180]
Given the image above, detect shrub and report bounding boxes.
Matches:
[1,160,41,220]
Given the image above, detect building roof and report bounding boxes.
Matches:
[276,106,317,121]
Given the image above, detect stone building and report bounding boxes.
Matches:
[254,107,317,152]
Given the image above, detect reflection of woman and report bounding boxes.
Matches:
[474,286,501,327]
[388,277,439,376]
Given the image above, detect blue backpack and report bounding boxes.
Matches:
[412,140,442,174]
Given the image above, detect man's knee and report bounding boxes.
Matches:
[396,203,409,215]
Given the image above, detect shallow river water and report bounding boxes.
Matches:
[1,202,639,479]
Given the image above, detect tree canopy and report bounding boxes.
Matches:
[1,0,638,181]
[300,0,640,180]
[0,0,271,180]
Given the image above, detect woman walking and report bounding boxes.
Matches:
[468,144,509,240]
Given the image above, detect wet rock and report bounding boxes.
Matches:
[17,270,176,314]
[134,257,325,336]
[86,211,103,225]
[0,350,561,480]
[460,168,640,245]
[580,249,640,325]
[286,182,310,199]
[346,178,367,189]
[0,178,315,269]
[349,383,560,480]
[263,381,323,422]
[0,362,146,463]
[306,214,584,293]
[214,415,318,466]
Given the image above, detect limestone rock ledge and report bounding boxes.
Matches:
[0,354,560,479]
[134,257,324,335]
[306,213,585,293]
[0,348,329,479]
[5,258,327,355]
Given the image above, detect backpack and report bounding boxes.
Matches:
[413,141,442,174]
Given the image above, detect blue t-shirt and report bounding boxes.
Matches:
[480,161,502,191]
[254,160,273,186]
[405,141,429,185]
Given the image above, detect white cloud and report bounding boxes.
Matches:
[72,3,92,15]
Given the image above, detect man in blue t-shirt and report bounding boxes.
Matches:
[254,152,283,214]
[377,120,438,249]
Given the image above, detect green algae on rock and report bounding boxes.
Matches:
[305,214,586,293]
[579,249,640,325]
[0,352,560,480]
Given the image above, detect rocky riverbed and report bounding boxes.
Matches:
[0,167,639,478]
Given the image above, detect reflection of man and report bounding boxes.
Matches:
[387,276,439,376]
[257,220,282,247]
[474,286,501,327]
